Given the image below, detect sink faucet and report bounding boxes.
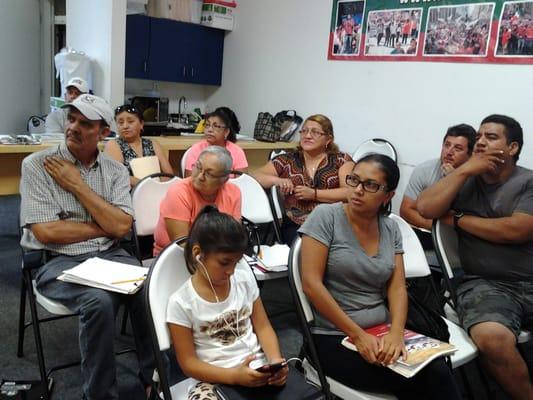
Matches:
[178,96,187,125]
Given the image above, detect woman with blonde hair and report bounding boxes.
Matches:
[253,114,354,244]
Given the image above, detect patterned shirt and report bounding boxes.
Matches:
[272,151,353,225]
[116,137,155,175]
[20,142,133,256]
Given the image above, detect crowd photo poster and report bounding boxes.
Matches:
[328,0,533,64]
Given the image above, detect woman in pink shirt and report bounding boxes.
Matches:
[153,146,242,255]
[184,107,248,176]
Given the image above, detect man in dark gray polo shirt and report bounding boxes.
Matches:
[20,94,153,400]
[418,114,533,400]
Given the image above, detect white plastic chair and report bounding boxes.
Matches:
[288,237,397,400]
[131,173,181,264]
[17,245,77,400]
[267,149,286,223]
[432,219,531,345]
[145,239,196,399]
[229,173,286,281]
[388,214,478,370]
[352,139,397,162]
[180,147,193,177]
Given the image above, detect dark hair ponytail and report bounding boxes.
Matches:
[184,205,248,273]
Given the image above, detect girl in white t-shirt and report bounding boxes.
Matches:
[167,206,288,399]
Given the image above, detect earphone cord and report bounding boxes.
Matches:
[198,259,303,366]
[200,262,242,344]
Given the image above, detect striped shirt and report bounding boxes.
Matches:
[20,142,133,256]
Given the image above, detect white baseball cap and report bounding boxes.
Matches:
[62,94,114,127]
[66,77,89,93]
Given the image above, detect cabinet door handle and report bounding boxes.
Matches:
[182,66,186,77]
[143,61,147,73]
[191,67,195,77]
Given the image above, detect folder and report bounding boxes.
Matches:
[129,156,161,180]
[57,257,149,294]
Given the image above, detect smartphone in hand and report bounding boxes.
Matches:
[255,361,286,374]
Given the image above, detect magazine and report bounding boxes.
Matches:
[341,323,456,378]
[57,257,149,295]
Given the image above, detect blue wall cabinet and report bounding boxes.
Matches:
[125,14,151,79]
[125,15,224,86]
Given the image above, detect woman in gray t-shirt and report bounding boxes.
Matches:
[299,154,460,399]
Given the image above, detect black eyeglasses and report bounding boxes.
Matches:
[345,175,387,193]
[114,105,141,117]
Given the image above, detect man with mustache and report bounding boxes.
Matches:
[20,94,154,400]
[400,123,476,232]
[418,115,533,400]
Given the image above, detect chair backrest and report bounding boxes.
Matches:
[269,186,284,222]
[288,237,314,323]
[180,147,193,177]
[352,138,397,162]
[431,219,463,305]
[131,174,181,236]
[288,236,332,395]
[229,173,276,225]
[388,213,431,279]
[269,149,286,160]
[146,240,191,352]
[432,219,461,280]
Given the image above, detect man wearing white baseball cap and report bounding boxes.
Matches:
[45,76,89,133]
[20,94,154,399]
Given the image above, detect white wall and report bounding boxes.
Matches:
[0,0,41,132]
[208,0,533,170]
[66,0,127,108]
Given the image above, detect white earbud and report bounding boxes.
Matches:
[195,254,201,263]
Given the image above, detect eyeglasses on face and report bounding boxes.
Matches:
[299,128,327,138]
[345,175,387,193]
[193,161,228,180]
[114,105,141,117]
[204,122,227,131]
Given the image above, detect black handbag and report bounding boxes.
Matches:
[274,110,303,142]
[405,277,450,342]
[253,112,282,142]
[214,367,324,400]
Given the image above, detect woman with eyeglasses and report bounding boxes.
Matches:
[104,104,173,187]
[184,107,248,177]
[253,114,354,244]
[298,154,460,399]
[152,146,241,256]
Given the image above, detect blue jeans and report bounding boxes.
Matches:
[36,247,154,400]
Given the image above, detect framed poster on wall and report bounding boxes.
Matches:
[328,0,533,64]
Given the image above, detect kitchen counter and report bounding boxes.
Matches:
[0,136,298,195]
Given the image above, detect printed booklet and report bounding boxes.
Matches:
[341,323,456,378]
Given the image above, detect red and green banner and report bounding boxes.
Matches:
[328,0,533,64]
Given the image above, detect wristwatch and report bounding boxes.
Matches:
[453,211,464,229]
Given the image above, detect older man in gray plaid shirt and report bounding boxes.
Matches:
[20,94,154,400]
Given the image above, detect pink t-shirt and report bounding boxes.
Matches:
[184,140,249,172]
[153,177,242,255]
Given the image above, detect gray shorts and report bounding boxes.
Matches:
[456,278,533,338]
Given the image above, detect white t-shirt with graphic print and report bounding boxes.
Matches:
[166,262,263,368]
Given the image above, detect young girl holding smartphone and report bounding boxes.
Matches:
[166,206,289,399]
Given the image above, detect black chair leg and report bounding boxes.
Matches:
[17,275,27,357]
[25,272,51,400]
